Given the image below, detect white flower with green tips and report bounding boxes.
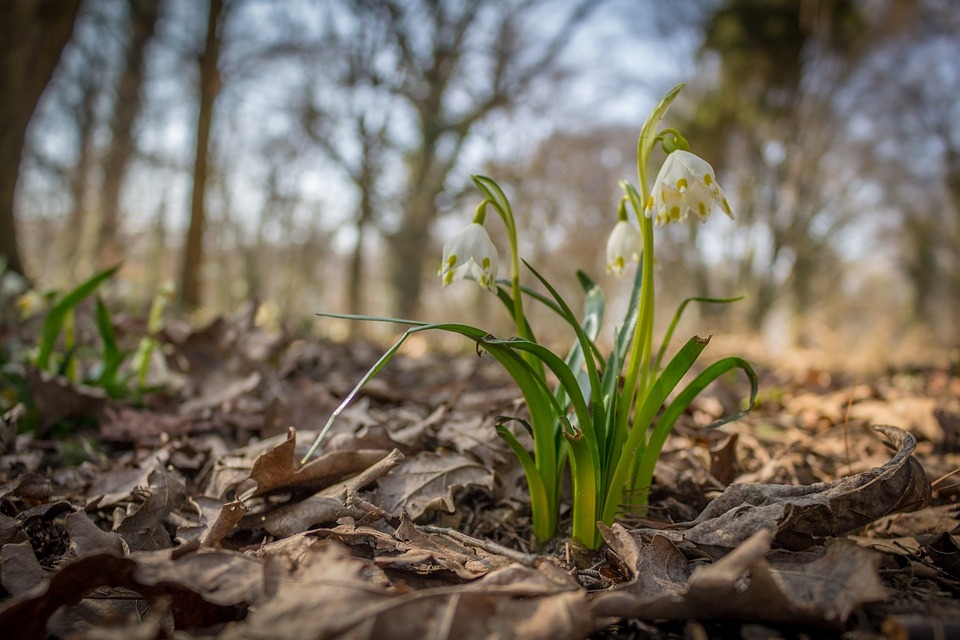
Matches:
[645,150,734,225]
[605,220,641,276]
[438,222,499,291]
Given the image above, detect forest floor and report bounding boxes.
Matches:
[1,303,959,639]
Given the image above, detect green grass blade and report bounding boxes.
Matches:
[93,295,125,394]
[494,287,538,343]
[483,337,593,438]
[652,295,745,374]
[302,321,489,463]
[316,311,428,327]
[35,265,120,370]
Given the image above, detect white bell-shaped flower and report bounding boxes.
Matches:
[645,150,734,226]
[438,222,499,291]
[605,220,642,276]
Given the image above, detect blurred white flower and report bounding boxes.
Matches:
[438,222,499,291]
[605,220,642,276]
[646,150,734,225]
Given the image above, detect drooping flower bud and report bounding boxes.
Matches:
[646,150,734,226]
[438,223,499,291]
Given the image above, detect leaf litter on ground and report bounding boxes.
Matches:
[1,306,959,638]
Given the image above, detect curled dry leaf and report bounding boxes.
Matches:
[677,425,930,549]
[214,427,392,500]
[240,449,404,538]
[593,527,887,628]
[376,451,494,519]
[0,549,264,638]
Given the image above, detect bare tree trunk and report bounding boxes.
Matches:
[390,185,439,319]
[179,0,224,309]
[0,0,81,279]
[59,59,99,273]
[346,130,382,322]
[346,195,372,318]
[902,214,938,322]
[97,0,160,269]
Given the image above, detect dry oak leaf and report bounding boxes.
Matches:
[592,527,887,628]
[376,450,495,519]
[0,549,264,638]
[677,425,930,549]
[206,427,391,500]
[389,515,512,580]
[220,541,590,640]
[239,449,404,538]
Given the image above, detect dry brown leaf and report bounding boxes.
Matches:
[863,503,960,538]
[219,541,589,640]
[240,450,403,538]
[86,453,168,507]
[178,371,262,415]
[1,541,46,596]
[240,427,391,499]
[251,495,368,538]
[593,527,887,627]
[390,516,512,580]
[851,397,942,442]
[0,549,262,638]
[64,511,128,557]
[923,532,960,579]
[677,425,930,549]
[376,451,494,519]
[113,465,187,551]
[25,368,108,436]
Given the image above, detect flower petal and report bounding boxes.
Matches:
[606,220,641,276]
[645,150,734,225]
[438,223,499,291]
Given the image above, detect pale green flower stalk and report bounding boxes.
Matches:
[303,83,757,550]
[603,90,745,521]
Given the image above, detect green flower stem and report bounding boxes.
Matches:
[610,84,684,514]
[616,184,654,437]
[64,308,77,382]
[472,176,527,344]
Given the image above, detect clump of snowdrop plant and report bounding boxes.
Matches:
[304,84,758,550]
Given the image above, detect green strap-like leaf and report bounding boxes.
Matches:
[496,422,555,541]
[629,356,759,512]
[637,83,684,184]
[652,295,745,374]
[36,265,121,370]
[523,261,604,408]
[601,335,710,525]
[614,232,645,362]
[92,295,127,395]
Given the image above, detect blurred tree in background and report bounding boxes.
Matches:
[97,0,161,270]
[0,0,81,279]
[2,0,957,361]
[178,0,226,309]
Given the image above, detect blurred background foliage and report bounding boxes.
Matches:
[1,0,957,370]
